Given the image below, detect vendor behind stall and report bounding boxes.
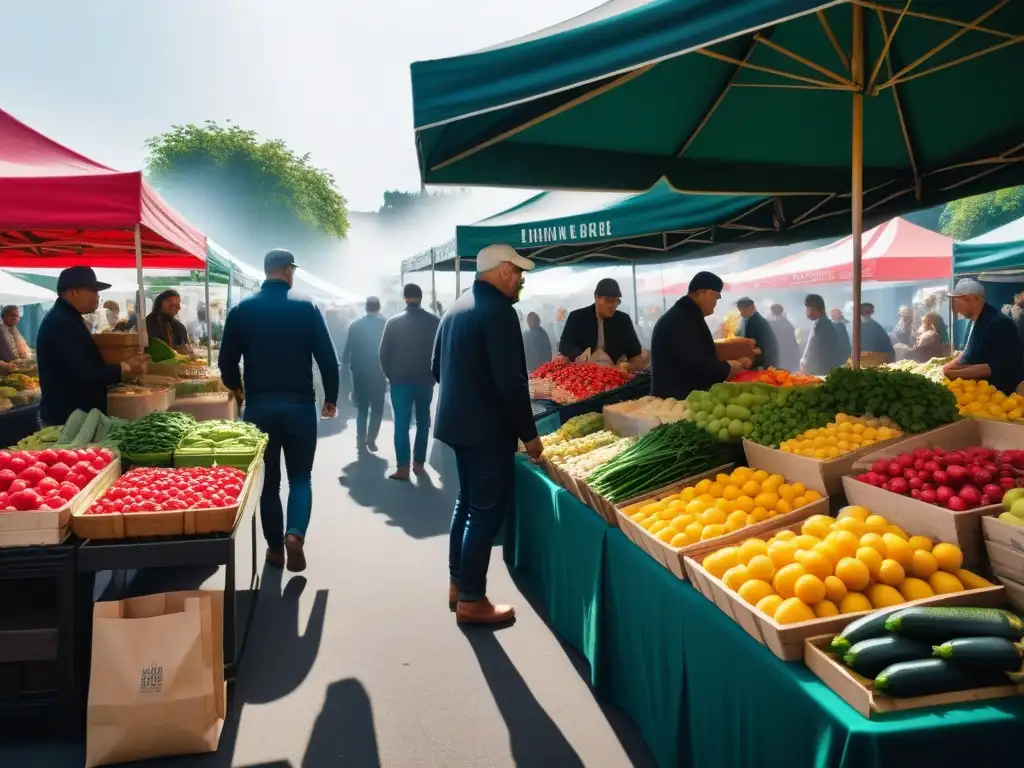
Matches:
[146,289,190,351]
[651,271,753,399]
[942,279,1024,395]
[0,305,30,362]
[736,298,778,369]
[37,267,149,426]
[558,278,643,368]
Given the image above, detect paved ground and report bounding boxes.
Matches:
[2,403,655,767]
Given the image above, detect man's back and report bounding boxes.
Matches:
[379,306,440,387]
[344,314,386,380]
[219,281,339,405]
[433,281,535,451]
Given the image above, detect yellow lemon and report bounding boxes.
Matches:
[774,530,796,542]
[863,515,889,534]
[804,490,822,503]
[671,514,696,531]
[630,511,647,523]
[928,571,965,595]
[722,485,741,502]
[877,558,906,587]
[839,592,873,614]
[722,564,751,591]
[731,467,753,484]
[778,483,795,501]
[670,532,694,548]
[649,520,669,535]
[835,517,866,537]
[703,548,735,579]
[794,574,827,604]
[790,534,822,552]
[858,532,888,558]
[831,530,861,558]
[823,575,848,603]
[835,557,871,591]
[956,569,994,590]
[886,525,909,540]
[837,505,870,522]
[680,487,697,502]
[898,577,935,601]
[754,492,779,510]
[746,554,776,582]
[756,594,785,618]
[931,543,964,573]
[685,499,706,516]
[714,498,732,512]
[751,469,770,483]
[698,493,717,507]
[866,583,905,609]
[737,538,768,563]
[791,495,809,509]
[774,597,816,625]
[801,515,833,539]
[732,495,755,514]
[708,483,725,498]
[656,527,680,543]
[701,524,727,541]
[685,522,705,541]
[767,473,787,488]
[855,546,884,578]
[882,533,914,568]
[724,510,748,533]
[748,507,769,524]
[657,505,677,521]
[715,473,733,486]
[772,563,807,599]
[767,540,797,568]
[774,498,793,515]
[738,579,775,606]
[794,550,834,580]
[813,599,840,618]
[700,508,727,526]
[908,535,933,552]
[909,549,939,580]
[693,479,712,494]
[740,480,762,497]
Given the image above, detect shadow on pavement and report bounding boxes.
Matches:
[302,678,381,767]
[339,454,456,540]
[463,628,585,767]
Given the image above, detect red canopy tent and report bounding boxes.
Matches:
[0,109,205,268]
[718,218,951,293]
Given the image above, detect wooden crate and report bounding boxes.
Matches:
[997,576,1024,613]
[0,454,120,547]
[683,518,1005,661]
[617,497,827,581]
[981,514,1024,553]
[986,540,1024,584]
[803,634,1024,718]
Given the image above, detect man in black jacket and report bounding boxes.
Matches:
[37,267,148,426]
[801,294,844,375]
[558,278,642,366]
[379,283,441,481]
[651,272,752,399]
[736,297,779,369]
[523,311,552,372]
[433,244,542,625]
[343,297,387,454]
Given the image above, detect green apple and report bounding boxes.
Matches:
[1003,488,1024,513]
[998,512,1024,526]
[1012,498,1024,519]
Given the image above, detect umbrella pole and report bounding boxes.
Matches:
[850,2,865,369]
[455,251,461,299]
[631,261,639,327]
[134,224,147,349]
[205,259,213,364]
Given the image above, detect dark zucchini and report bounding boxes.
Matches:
[933,638,1024,673]
[884,607,1024,642]
[874,659,1008,698]
[830,609,900,655]
[843,636,933,679]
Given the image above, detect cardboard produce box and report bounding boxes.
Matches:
[804,634,1024,718]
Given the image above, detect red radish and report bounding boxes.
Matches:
[888,463,903,478]
[947,495,969,512]
[913,458,926,471]
[871,460,889,475]
[904,469,919,481]
[933,470,950,486]
[57,483,78,500]
[911,489,921,499]
[981,495,993,506]
[0,451,11,468]
[919,488,938,504]
[855,473,872,484]
[896,454,914,469]
[922,482,936,492]
[918,470,933,483]
[890,477,909,495]
[42,498,65,510]
[909,477,924,491]
[959,485,981,506]
[922,461,940,474]
[946,465,968,486]
[936,486,955,504]
[982,484,1004,502]
[999,476,1017,490]
[882,481,893,492]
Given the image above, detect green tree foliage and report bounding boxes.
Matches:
[939,186,1024,241]
[145,121,348,271]
[376,188,471,222]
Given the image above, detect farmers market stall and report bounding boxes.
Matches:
[509,458,1024,768]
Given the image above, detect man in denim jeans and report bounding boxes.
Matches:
[379,283,440,481]
[219,249,339,572]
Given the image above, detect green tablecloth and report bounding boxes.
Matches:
[510,459,1024,768]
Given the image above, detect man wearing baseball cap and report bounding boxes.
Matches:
[37,267,150,426]
[943,278,1024,395]
[558,277,643,367]
[433,244,540,624]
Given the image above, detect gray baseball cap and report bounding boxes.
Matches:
[949,278,984,298]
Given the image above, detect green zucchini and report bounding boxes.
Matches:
[829,609,899,655]
[933,638,1024,673]
[56,409,88,446]
[874,659,1008,698]
[885,607,1024,642]
[843,636,933,679]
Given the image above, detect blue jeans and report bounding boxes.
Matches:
[449,446,514,602]
[390,383,433,467]
[352,374,385,448]
[244,401,318,548]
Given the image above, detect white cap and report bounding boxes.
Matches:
[475,244,536,273]
[949,278,985,298]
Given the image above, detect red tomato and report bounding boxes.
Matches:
[57,450,79,466]
[42,497,65,510]
[46,462,70,482]
[37,449,59,466]
[58,483,78,500]
[18,467,46,485]
[77,449,96,463]
[8,457,28,474]
[0,451,11,469]
[0,469,15,490]
[9,479,29,494]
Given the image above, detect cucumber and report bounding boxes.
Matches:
[933,638,1024,673]
[885,607,1024,642]
[830,609,900,655]
[843,636,933,679]
[874,658,1008,698]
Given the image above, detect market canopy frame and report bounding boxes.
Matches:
[952,214,1024,276]
[410,0,1024,363]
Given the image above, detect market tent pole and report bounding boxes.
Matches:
[430,247,437,311]
[455,250,461,298]
[850,2,864,368]
[227,260,234,310]
[134,224,147,348]
[631,261,639,327]
[204,258,213,363]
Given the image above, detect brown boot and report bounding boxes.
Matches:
[448,582,459,610]
[265,547,285,568]
[285,534,306,573]
[456,598,515,625]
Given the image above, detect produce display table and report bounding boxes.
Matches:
[510,458,1024,768]
[530,373,652,435]
[0,403,40,448]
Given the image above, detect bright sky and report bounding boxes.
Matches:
[0,0,596,213]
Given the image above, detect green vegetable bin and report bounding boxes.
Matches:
[122,450,174,468]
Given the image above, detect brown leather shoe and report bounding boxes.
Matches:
[389,467,410,481]
[285,534,306,573]
[456,598,515,625]
[448,582,459,610]
[413,463,427,476]
[265,547,285,568]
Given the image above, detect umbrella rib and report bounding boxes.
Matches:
[851,1,1015,39]
[880,0,1009,86]
[791,193,837,225]
[731,83,845,90]
[430,64,655,172]
[924,140,1024,176]
[694,48,848,89]
[878,34,1024,90]
[753,34,856,85]
[939,158,1024,193]
[816,9,850,72]
[874,8,921,200]
[865,0,911,93]
[675,36,761,159]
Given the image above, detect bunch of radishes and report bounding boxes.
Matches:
[853,447,1024,512]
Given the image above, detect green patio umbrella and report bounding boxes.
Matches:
[411,0,1024,362]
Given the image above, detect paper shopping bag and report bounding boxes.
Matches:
[85,590,226,768]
